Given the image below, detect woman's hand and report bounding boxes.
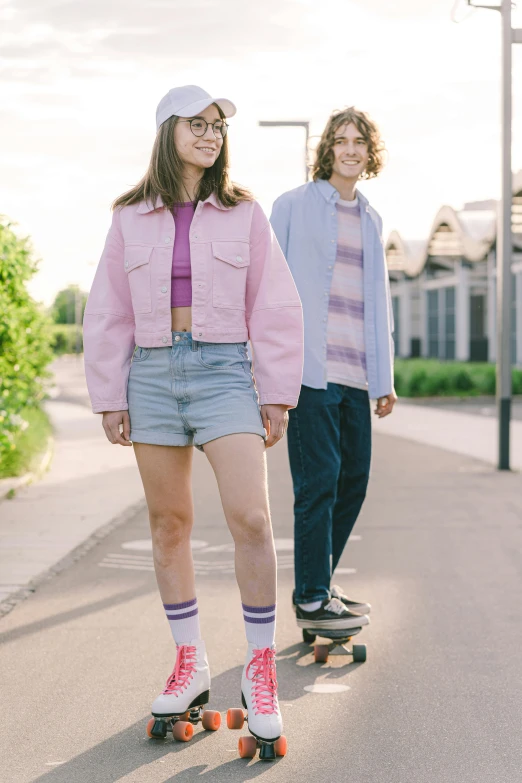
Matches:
[102,410,132,446]
[260,404,290,448]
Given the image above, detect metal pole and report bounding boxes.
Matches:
[497,0,513,470]
[74,288,82,356]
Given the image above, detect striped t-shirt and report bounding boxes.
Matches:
[326,195,367,390]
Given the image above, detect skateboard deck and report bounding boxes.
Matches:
[302,626,367,663]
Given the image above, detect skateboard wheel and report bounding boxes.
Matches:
[314,644,329,663]
[274,735,288,756]
[352,644,367,663]
[227,708,245,730]
[302,629,316,644]
[147,718,167,739]
[238,735,258,758]
[201,709,221,731]
[173,720,193,742]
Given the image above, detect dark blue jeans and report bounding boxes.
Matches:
[287,383,372,604]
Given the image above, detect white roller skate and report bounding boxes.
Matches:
[147,640,220,742]
[227,644,287,761]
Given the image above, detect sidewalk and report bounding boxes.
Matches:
[0,357,144,609]
[374,398,522,470]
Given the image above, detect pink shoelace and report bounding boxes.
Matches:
[163,645,197,696]
[246,647,278,715]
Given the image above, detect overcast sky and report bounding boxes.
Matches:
[1,0,522,304]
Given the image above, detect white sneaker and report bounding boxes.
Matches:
[241,644,282,742]
[151,640,211,717]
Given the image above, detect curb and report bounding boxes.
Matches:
[0,497,147,620]
[0,435,55,502]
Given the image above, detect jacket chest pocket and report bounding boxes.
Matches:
[212,241,250,310]
[124,245,153,314]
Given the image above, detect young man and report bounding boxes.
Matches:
[270,107,396,634]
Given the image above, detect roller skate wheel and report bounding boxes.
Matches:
[302,629,316,644]
[352,644,367,663]
[146,718,157,739]
[202,709,221,731]
[172,720,194,742]
[238,735,258,758]
[314,644,329,663]
[274,735,288,756]
[227,708,245,730]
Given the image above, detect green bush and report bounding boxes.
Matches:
[50,324,83,355]
[0,218,53,467]
[0,406,52,479]
[394,358,521,397]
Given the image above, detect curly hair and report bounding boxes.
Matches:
[311,107,386,181]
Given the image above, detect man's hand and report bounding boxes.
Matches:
[102,410,132,446]
[374,391,397,419]
[260,404,290,448]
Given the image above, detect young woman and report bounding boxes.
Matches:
[83,85,303,748]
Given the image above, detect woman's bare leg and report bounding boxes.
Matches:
[203,434,276,606]
[133,443,194,603]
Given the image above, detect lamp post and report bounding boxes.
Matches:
[467,0,522,469]
[258,120,310,183]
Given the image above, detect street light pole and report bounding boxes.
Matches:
[258,120,310,183]
[497,0,513,469]
[466,0,522,469]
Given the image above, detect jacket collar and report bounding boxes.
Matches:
[313,177,369,209]
[136,191,229,215]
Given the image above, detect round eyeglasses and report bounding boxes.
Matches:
[179,118,229,139]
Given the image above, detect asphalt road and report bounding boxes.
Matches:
[2,433,522,783]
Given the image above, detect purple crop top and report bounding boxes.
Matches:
[171,202,196,307]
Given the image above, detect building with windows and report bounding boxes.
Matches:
[386,171,522,364]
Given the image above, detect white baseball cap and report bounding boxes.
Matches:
[155,85,237,131]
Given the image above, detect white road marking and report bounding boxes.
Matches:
[274,538,294,550]
[121,539,208,551]
[304,683,351,693]
[100,563,154,571]
[333,568,357,575]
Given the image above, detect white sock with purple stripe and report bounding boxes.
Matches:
[163,598,201,644]
[242,602,276,649]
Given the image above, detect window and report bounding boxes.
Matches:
[392,296,400,356]
[444,287,456,360]
[428,290,439,358]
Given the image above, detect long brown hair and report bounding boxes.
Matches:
[311,107,386,182]
[113,107,252,210]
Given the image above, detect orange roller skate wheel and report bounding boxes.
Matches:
[146,718,156,738]
[314,644,329,663]
[227,708,245,730]
[172,720,194,742]
[202,710,221,731]
[238,735,258,758]
[274,735,288,756]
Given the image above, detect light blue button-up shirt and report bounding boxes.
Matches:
[270,178,394,400]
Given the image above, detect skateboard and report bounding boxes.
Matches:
[226,699,288,761]
[147,692,221,742]
[302,627,367,664]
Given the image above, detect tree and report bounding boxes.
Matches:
[51,285,88,325]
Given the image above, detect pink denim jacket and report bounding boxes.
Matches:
[83,193,304,413]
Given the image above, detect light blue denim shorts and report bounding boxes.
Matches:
[127,332,265,451]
